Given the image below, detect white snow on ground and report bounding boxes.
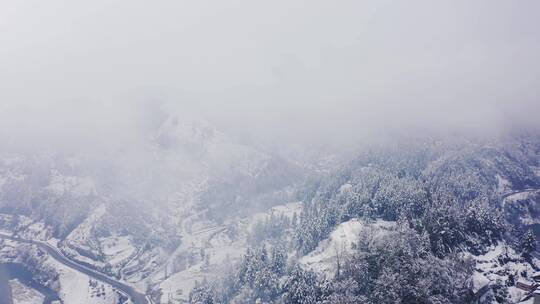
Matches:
[154,224,246,303]
[66,204,107,249]
[61,245,106,269]
[0,214,52,241]
[46,256,119,304]
[100,235,136,265]
[469,272,490,294]
[505,191,538,203]
[9,279,45,304]
[2,117,295,303]
[0,237,123,304]
[503,189,540,225]
[250,201,302,225]
[476,243,505,262]
[0,228,11,236]
[474,242,539,303]
[158,266,206,303]
[46,238,60,247]
[300,219,395,276]
[0,214,32,231]
[154,202,302,303]
[269,202,302,217]
[20,221,52,241]
[64,204,108,268]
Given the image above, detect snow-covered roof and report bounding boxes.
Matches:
[517,279,535,287]
[470,273,490,293]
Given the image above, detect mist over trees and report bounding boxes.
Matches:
[1,1,540,304]
[188,137,540,304]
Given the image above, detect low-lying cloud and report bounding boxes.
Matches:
[1,0,539,153]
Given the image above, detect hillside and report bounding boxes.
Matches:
[1,134,539,303]
[189,136,540,304]
[0,116,306,303]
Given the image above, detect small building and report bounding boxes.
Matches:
[516,279,537,292]
[469,273,491,303]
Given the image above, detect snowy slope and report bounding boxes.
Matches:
[155,201,301,303]
[299,219,395,276]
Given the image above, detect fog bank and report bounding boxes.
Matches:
[1,0,539,153]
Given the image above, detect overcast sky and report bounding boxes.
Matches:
[1,0,539,152]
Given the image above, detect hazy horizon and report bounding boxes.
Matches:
[1,1,540,153]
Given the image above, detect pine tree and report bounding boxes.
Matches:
[282,267,321,304]
[189,281,214,304]
[520,229,537,258]
[270,245,287,276]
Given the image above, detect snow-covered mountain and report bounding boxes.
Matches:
[187,136,540,304]
[0,115,305,303]
[1,132,539,304]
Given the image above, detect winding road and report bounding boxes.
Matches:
[0,233,148,304]
[501,188,540,200]
[1,188,535,304]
